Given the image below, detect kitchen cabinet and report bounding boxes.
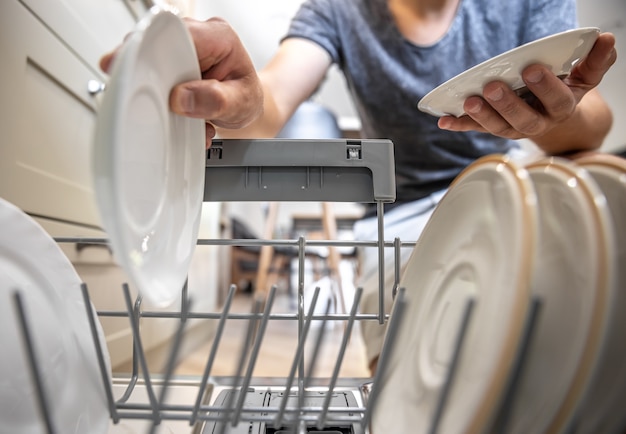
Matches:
[0,0,105,229]
[0,0,155,228]
[0,0,222,370]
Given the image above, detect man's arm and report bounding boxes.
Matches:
[101,18,332,146]
[216,37,333,139]
[439,32,617,154]
[168,20,333,141]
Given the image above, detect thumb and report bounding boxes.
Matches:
[169,77,263,129]
[169,80,209,118]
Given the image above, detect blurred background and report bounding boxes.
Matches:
[0,0,623,375]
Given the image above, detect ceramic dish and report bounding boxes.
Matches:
[569,153,626,434]
[93,7,205,306]
[372,155,538,434]
[0,197,110,433]
[504,158,615,434]
[418,27,600,117]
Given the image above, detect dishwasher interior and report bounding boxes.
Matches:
[9,138,623,434]
[11,138,406,434]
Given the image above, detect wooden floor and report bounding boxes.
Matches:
[113,275,371,380]
[172,286,370,379]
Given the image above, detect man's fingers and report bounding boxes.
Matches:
[170,77,262,129]
[205,123,216,149]
[170,80,223,119]
[521,64,576,121]
[99,51,116,73]
[99,31,136,73]
[568,32,617,87]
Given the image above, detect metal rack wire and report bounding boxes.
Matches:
[10,139,553,433]
[10,240,545,434]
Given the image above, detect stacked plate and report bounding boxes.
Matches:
[0,197,111,433]
[372,153,626,434]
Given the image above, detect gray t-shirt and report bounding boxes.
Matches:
[285,0,577,203]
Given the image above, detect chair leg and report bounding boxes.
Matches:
[322,202,347,315]
[255,202,280,298]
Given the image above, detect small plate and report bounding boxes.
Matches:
[570,153,626,434]
[93,7,205,306]
[0,197,110,433]
[372,155,538,433]
[504,158,615,434]
[418,27,600,117]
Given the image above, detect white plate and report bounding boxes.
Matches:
[0,197,110,433]
[93,7,205,306]
[372,155,538,434]
[570,154,626,434]
[418,27,600,117]
[504,158,615,434]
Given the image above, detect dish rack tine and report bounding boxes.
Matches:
[190,284,237,426]
[376,203,386,325]
[180,278,189,321]
[392,237,402,299]
[294,298,333,430]
[121,283,161,424]
[217,297,264,434]
[232,286,278,426]
[149,295,195,434]
[361,286,407,431]
[307,299,334,381]
[428,297,476,434]
[317,286,364,429]
[275,286,322,427]
[116,289,143,404]
[11,291,56,434]
[80,283,118,423]
[488,296,543,434]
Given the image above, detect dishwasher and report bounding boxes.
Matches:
[11,137,412,434]
[10,137,514,434]
[10,138,622,434]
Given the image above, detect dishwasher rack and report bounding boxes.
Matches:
[11,139,545,434]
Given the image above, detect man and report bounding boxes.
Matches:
[102,0,617,374]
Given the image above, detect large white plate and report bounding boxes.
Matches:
[0,197,110,433]
[504,158,615,434]
[570,153,626,434]
[372,155,538,434]
[93,7,205,307]
[418,27,600,117]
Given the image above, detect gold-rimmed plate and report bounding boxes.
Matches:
[372,155,538,433]
[505,158,615,433]
[569,153,626,434]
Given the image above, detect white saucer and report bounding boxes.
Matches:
[504,158,615,434]
[0,197,110,433]
[372,155,538,434]
[418,27,600,117]
[570,154,626,434]
[93,7,205,306]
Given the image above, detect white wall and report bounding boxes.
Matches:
[577,0,626,153]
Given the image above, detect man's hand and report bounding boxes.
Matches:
[100,17,264,148]
[438,32,617,152]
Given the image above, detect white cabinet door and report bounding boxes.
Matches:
[19,0,147,70]
[0,0,103,229]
